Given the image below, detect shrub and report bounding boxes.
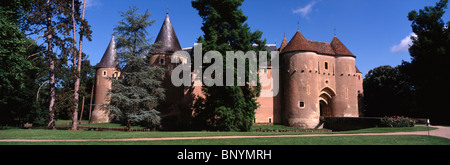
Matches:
[380,116,415,127]
[128,110,161,130]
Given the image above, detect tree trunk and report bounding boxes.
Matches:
[72,0,87,130]
[88,83,94,121]
[126,118,131,131]
[46,0,56,130]
[79,96,85,122]
[71,0,79,130]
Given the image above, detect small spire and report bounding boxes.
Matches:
[333,26,336,36]
[166,5,169,15]
[297,20,300,31]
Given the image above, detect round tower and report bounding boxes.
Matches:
[148,10,186,129]
[330,36,358,117]
[90,36,119,123]
[281,31,321,128]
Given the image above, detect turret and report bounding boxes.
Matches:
[279,35,288,52]
[330,36,358,117]
[148,10,185,129]
[151,9,181,55]
[90,36,119,123]
[281,30,320,128]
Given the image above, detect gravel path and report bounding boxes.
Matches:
[0,126,448,142]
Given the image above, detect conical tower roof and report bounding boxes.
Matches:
[330,36,355,57]
[279,35,288,52]
[97,35,118,68]
[281,30,313,54]
[152,10,181,54]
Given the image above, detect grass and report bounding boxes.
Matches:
[0,126,437,140]
[0,125,446,145]
[337,126,436,133]
[1,135,449,145]
[79,122,146,129]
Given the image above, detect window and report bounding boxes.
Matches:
[113,72,119,78]
[102,71,107,77]
[268,117,272,124]
[160,58,165,65]
[324,62,328,70]
[306,85,311,95]
[345,88,349,99]
[299,101,305,108]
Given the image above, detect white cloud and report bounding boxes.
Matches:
[292,0,320,18]
[391,33,417,52]
[84,0,101,9]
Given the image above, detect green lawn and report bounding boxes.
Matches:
[1,125,447,145]
[1,135,449,145]
[0,126,436,140]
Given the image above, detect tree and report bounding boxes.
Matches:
[191,0,267,131]
[363,64,416,117]
[19,0,92,129]
[108,6,165,130]
[0,4,35,107]
[0,1,46,125]
[44,0,57,129]
[407,0,450,124]
[71,0,92,130]
[21,0,69,129]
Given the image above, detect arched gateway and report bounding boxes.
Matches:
[319,87,336,117]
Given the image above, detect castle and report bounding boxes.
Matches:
[90,11,363,129]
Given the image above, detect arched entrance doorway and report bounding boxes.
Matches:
[319,87,336,117]
[320,100,331,117]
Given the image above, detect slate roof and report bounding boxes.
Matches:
[97,36,118,68]
[152,11,182,54]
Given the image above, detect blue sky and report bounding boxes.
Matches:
[80,0,449,76]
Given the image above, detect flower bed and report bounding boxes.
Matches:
[380,116,415,127]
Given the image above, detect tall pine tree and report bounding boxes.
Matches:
[108,6,165,130]
[192,0,267,131]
